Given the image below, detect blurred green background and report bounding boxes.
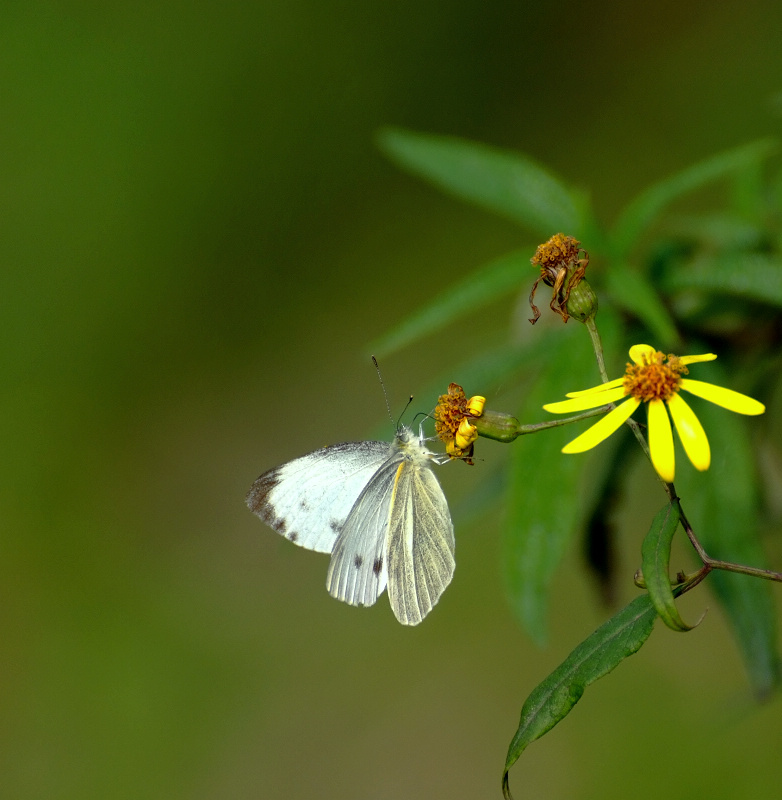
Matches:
[2,1,782,798]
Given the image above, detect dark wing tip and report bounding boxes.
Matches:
[246,469,281,519]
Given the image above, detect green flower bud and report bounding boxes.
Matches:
[473,409,521,443]
[563,276,598,322]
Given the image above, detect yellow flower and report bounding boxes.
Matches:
[542,344,765,482]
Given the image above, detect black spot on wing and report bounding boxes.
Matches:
[288,531,299,543]
[354,555,364,569]
[330,518,342,533]
[372,557,383,577]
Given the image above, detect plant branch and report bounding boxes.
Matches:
[516,406,614,435]
[474,405,614,443]
[678,503,782,583]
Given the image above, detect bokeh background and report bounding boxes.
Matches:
[3,1,782,798]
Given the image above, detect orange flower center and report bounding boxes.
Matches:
[530,233,582,286]
[623,351,688,402]
[434,383,470,442]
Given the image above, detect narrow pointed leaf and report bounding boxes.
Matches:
[663,251,782,309]
[503,313,622,643]
[367,249,532,358]
[611,138,777,259]
[641,500,696,631]
[502,593,658,800]
[662,212,764,250]
[604,265,679,346]
[368,337,549,442]
[674,361,779,697]
[378,127,582,235]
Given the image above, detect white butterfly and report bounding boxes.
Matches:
[246,424,455,625]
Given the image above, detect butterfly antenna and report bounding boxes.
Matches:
[372,355,395,426]
[399,395,414,429]
[372,356,415,429]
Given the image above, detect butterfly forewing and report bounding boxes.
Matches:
[246,440,391,553]
[386,461,455,625]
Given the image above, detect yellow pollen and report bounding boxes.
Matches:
[623,351,688,402]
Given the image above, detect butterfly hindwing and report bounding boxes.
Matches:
[246,440,391,553]
[386,459,455,625]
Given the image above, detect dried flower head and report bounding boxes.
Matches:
[529,233,591,324]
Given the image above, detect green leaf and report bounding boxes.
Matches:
[675,361,780,697]
[367,249,533,358]
[610,138,778,259]
[367,337,549,443]
[378,127,583,235]
[662,213,765,251]
[439,339,544,394]
[664,251,782,309]
[604,266,680,346]
[641,499,697,631]
[502,593,658,800]
[503,322,617,644]
[729,157,767,221]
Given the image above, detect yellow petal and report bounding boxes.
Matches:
[629,344,655,364]
[565,377,625,397]
[667,393,710,471]
[678,353,717,366]
[543,385,628,413]
[680,378,765,415]
[455,418,478,449]
[561,397,640,453]
[647,397,675,482]
[466,395,486,416]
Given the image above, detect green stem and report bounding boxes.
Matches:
[584,317,609,383]
[515,405,614,435]
[474,405,614,443]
